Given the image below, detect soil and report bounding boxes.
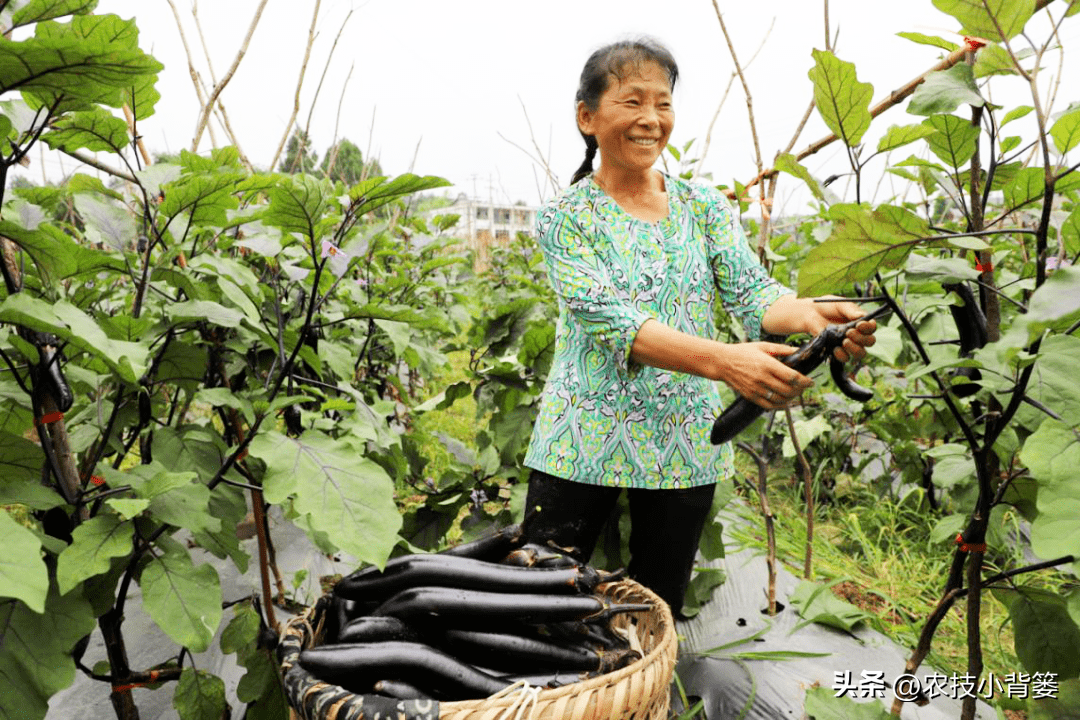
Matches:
[830,580,904,624]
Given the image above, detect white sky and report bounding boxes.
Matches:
[18,0,1080,212]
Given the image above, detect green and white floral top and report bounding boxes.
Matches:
[522,173,792,490]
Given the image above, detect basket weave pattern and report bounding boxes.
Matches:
[279,579,676,720]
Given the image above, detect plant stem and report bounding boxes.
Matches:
[737,442,777,614]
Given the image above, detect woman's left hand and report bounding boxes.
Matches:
[809,297,877,363]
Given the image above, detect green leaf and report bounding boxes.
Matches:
[56,512,133,595]
[974,42,1020,77]
[0,295,147,383]
[73,192,136,250]
[790,579,874,631]
[1002,105,1034,126]
[1051,108,1080,155]
[775,153,828,202]
[876,123,937,153]
[0,217,80,282]
[0,430,50,500]
[0,584,95,720]
[907,63,984,116]
[896,31,961,51]
[168,300,245,329]
[148,477,221,536]
[0,511,48,613]
[173,667,227,720]
[159,165,244,229]
[923,114,980,168]
[798,204,931,296]
[804,686,892,720]
[0,15,163,114]
[1004,166,1047,210]
[11,0,99,29]
[808,49,874,147]
[250,431,401,569]
[931,0,1035,41]
[42,106,128,154]
[996,586,1080,677]
[105,497,149,520]
[140,536,222,653]
[347,173,452,217]
[1020,419,1080,484]
[782,414,831,458]
[1028,678,1080,720]
[1001,265,1080,345]
[265,173,333,242]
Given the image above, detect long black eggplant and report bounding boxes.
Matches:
[337,615,421,644]
[430,628,605,672]
[942,282,987,398]
[438,523,525,561]
[299,641,510,700]
[335,553,601,601]
[370,586,651,625]
[711,305,889,445]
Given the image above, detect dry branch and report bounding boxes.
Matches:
[270,0,322,171]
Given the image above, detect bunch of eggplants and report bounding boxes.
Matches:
[299,524,650,702]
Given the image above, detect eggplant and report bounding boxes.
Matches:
[372,679,432,700]
[942,282,987,398]
[335,553,601,601]
[711,304,889,445]
[337,615,421,644]
[299,641,510,700]
[370,586,651,625]
[429,628,604,672]
[439,523,525,561]
[501,543,580,568]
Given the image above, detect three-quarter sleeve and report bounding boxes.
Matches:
[536,200,652,373]
[697,187,793,340]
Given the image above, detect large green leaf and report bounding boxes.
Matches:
[159,165,245,229]
[790,579,874,632]
[1019,419,1077,483]
[346,173,452,217]
[10,0,99,29]
[996,587,1080,677]
[0,15,162,114]
[1000,265,1080,346]
[73,192,136,250]
[1029,678,1080,720]
[1051,107,1080,155]
[797,204,931,295]
[876,123,937,153]
[1022,335,1080,427]
[923,114,980,169]
[1003,166,1047,210]
[931,0,1035,41]
[907,63,984,116]
[146,475,221,536]
[808,49,874,147]
[0,430,47,495]
[173,667,227,720]
[41,106,128,154]
[896,31,961,52]
[0,511,48,613]
[265,174,334,242]
[0,217,80,282]
[0,584,95,720]
[804,686,892,720]
[56,512,133,595]
[0,295,148,383]
[140,536,222,653]
[221,604,281,704]
[250,430,401,569]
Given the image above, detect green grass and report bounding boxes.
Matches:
[725,470,1071,692]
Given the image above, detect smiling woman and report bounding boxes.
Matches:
[519,37,877,619]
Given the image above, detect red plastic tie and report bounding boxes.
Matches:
[34,411,64,426]
[112,670,161,694]
[963,36,988,52]
[955,533,987,553]
[90,475,106,486]
[975,260,993,273]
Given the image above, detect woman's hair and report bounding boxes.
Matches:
[570,38,679,185]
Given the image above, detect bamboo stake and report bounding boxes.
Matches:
[270,0,321,171]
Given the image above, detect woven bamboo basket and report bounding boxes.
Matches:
[279,579,677,720]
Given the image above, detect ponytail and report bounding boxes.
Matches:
[571,136,598,185]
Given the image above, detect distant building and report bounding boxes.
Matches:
[428,194,539,267]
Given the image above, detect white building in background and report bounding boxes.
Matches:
[433,193,539,252]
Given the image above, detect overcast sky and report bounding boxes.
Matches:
[21,0,1080,212]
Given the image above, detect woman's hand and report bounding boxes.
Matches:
[717,342,815,410]
[762,295,878,364]
[809,297,878,363]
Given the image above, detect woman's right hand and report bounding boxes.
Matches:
[718,342,815,410]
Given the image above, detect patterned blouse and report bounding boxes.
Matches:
[522,173,792,490]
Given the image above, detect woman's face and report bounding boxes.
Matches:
[577,61,674,178]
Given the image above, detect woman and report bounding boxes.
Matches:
[520,38,876,618]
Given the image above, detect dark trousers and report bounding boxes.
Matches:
[522,469,716,618]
